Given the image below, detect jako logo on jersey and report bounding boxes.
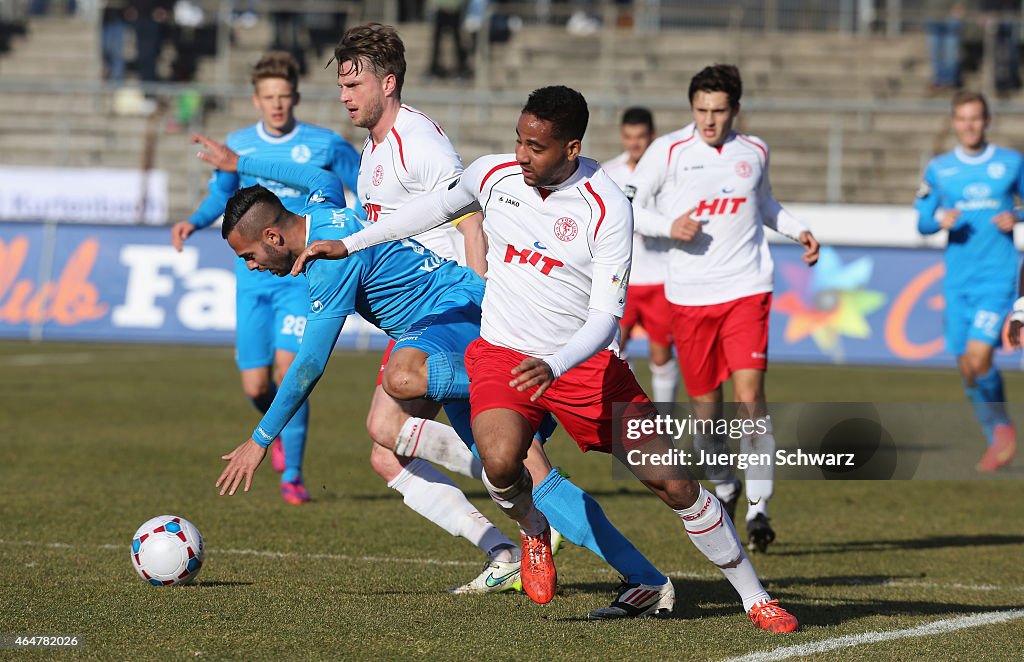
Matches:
[553,217,578,242]
[695,197,747,216]
[291,145,311,163]
[988,162,1007,179]
[372,165,384,186]
[735,161,752,178]
[963,183,992,199]
[503,244,564,275]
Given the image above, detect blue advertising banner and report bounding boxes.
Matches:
[1,222,1020,368]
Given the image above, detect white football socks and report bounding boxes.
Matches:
[387,459,513,556]
[674,484,770,613]
[741,416,775,521]
[394,417,483,480]
[650,358,679,403]
[481,466,548,536]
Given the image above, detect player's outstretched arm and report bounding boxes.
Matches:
[216,439,267,496]
[170,222,196,251]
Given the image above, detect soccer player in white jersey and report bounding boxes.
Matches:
[294,85,800,631]
[601,107,678,405]
[626,65,820,553]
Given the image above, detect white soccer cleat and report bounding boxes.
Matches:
[588,578,675,620]
[448,559,522,594]
[550,527,565,557]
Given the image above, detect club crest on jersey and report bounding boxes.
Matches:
[291,144,311,164]
[372,165,384,186]
[988,162,1007,179]
[735,161,752,178]
[553,217,578,242]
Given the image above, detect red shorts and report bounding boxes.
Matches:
[621,283,672,347]
[671,292,771,397]
[465,337,654,453]
[375,339,397,387]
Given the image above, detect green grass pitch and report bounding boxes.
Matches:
[1,340,1022,660]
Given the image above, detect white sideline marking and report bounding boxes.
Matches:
[721,609,1024,662]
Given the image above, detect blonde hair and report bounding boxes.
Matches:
[251,51,300,91]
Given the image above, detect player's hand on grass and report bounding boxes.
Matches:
[670,207,701,241]
[799,230,820,266]
[290,240,350,275]
[192,133,239,173]
[939,208,960,230]
[170,221,195,251]
[510,357,554,402]
[216,438,267,496]
[992,211,1017,233]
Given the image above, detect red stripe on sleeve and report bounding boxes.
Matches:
[738,134,768,163]
[667,136,695,166]
[584,181,606,238]
[391,128,407,172]
[401,105,445,136]
[479,161,520,192]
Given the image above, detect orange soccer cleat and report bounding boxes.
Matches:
[977,424,1017,472]
[520,528,557,604]
[748,599,800,633]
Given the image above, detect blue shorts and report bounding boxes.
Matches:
[392,287,483,357]
[235,264,309,370]
[944,288,1014,356]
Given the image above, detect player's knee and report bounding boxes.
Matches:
[241,381,271,401]
[381,364,425,401]
[480,454,523,488]
[662,479,701,510]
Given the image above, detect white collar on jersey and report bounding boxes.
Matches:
[954,143,995,164]
[304,214,311,246]
[256,121,301,144]
[538,160,585,193]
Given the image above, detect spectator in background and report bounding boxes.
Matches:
[129,0,173,84]
[101,0,130,84]
[924,1,967,92]
[427,0,470,79]
[979,0,1021,94]
[397,0,427,22]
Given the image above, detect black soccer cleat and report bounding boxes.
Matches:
[719,480,742,523]
[746,513,776,553]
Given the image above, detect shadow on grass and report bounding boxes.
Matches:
[346,486,652,502]
[556,574,1022,626]
[771,534,1024,557]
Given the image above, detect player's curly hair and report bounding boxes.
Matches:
[222,185,284,239]
[689,64,743,109]
[332,23,406,97]
[522,86,589,143]
[251,51,301,92]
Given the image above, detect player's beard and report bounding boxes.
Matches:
[355,94,384,129]
[261,241,293,276]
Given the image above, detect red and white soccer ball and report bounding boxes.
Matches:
[130,515,205,586]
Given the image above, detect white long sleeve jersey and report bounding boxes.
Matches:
[357,104,465,263]
[626,124,808,306]
[602,151,669,286]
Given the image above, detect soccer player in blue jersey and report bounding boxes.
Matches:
[200,135,678,615]
[171,52,361,503]
[915,91,1021,472]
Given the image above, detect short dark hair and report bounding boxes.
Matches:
[222,185,283,239]
[522,86,589,143]
[333,23,406,97]
[688,64,743,109]
[621,106,654,132]
[952,90,990,119]
[252,51,300,91]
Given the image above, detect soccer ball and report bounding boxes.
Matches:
[130,515,205,586]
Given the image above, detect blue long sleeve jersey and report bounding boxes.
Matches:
[914,144,1024,294]
[188,121,363,289]
[233,156,484,446]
